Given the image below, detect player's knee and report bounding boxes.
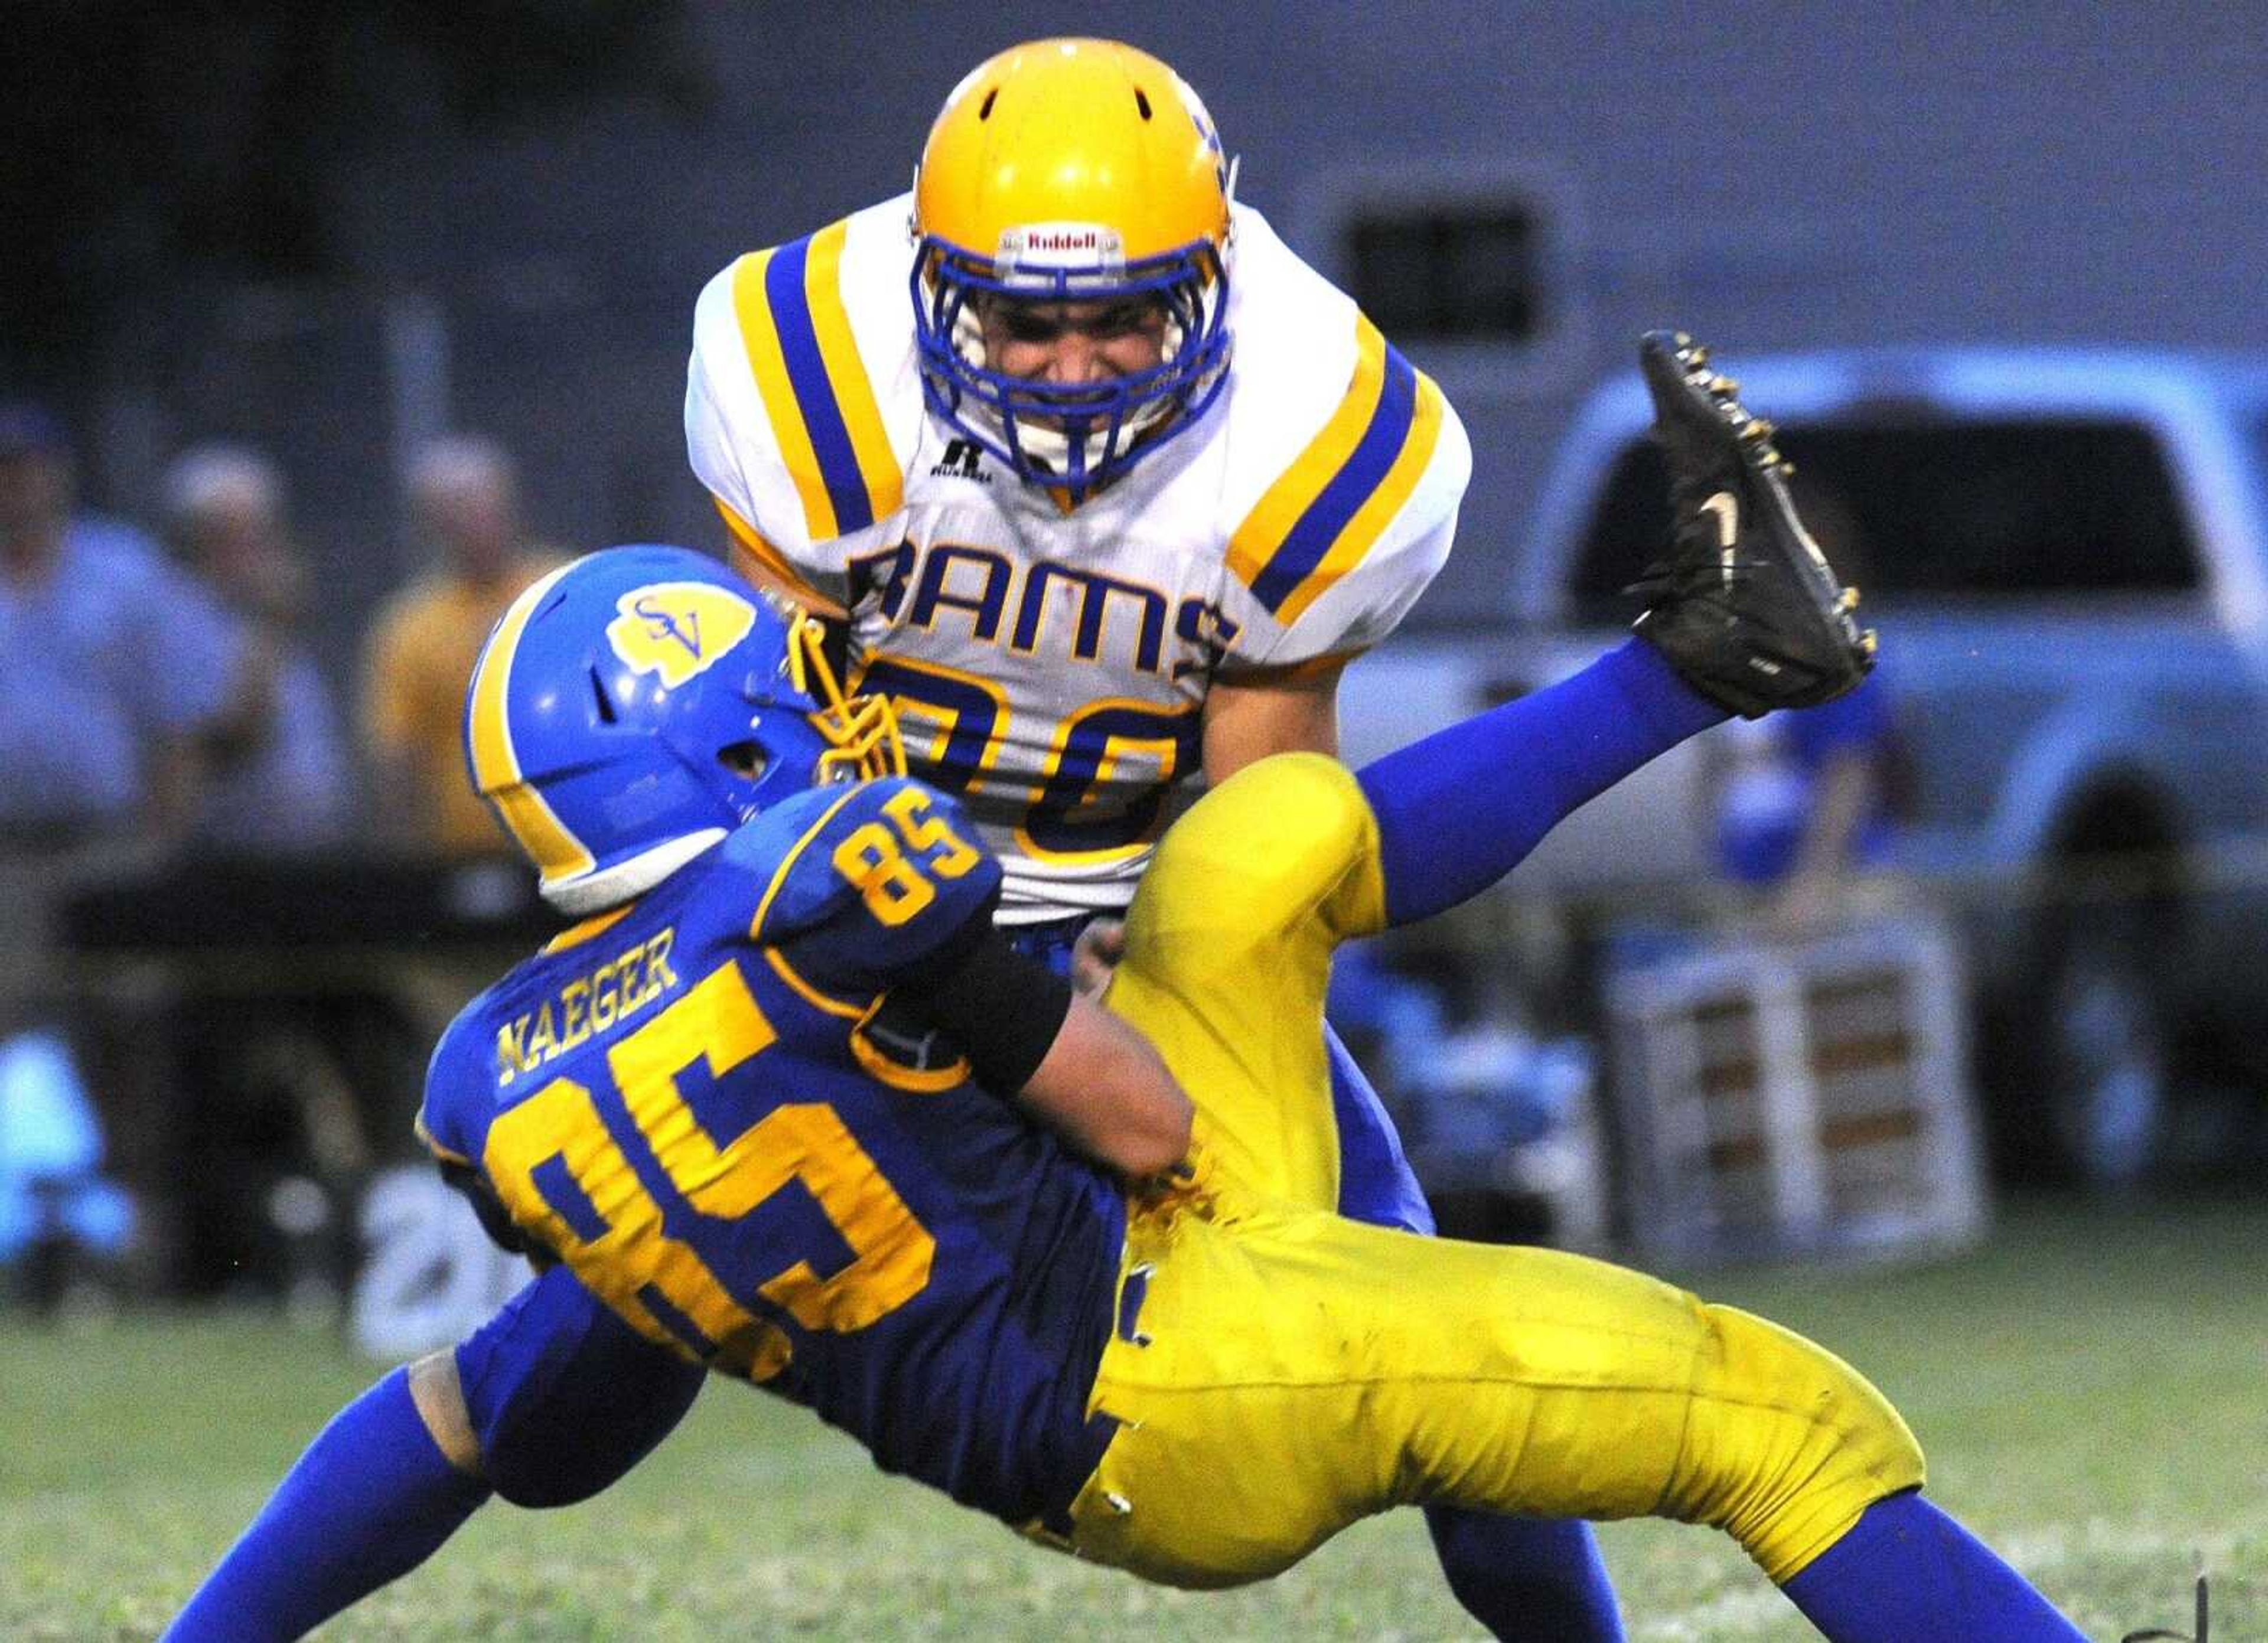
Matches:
[405,1349,485,1478]
[467,1353,689,1510]
[1666,1302,1925,1583]
[455,1318,707,1510]
[1140,754,1381,941]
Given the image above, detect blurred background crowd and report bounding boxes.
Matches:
[7,2,2268,1344]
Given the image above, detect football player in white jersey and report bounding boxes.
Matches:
[684,38,1621,1638]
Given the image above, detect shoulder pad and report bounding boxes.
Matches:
[685,196,923,600]
[732,778,1001,993]
[1212,206,1469,666]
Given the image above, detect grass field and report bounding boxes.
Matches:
[8,1197,2260,1641]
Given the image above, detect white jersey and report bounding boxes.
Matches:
[686,194,1470,922]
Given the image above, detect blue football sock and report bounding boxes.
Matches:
[1427,1505,1626,1641]
[1781,1490,2087,1642]
[164,1367,491,1641]
[1357,638,1725,926]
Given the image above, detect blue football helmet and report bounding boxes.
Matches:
[463,545,902,914]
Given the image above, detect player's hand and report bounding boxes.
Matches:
[1071,918,1126,995]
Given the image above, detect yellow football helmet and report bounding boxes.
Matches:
[910,38,1236,498]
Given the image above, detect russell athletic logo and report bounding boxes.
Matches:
[928,439,989,482]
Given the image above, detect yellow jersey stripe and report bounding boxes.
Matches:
[730,223,902,544]
[800,219,904,526]
[1227,317,1443,625]
[764,946,869,1020]
[1272,370,1445,627]
[732,247,837,538]
[1225,315,1390,600]
[542,904,637,955]
[748,784,871,942]
[413,1109,472,1167]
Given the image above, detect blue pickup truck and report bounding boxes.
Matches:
[1349,347,2268,1185]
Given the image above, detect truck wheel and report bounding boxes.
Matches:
[2031,907,2174,1187]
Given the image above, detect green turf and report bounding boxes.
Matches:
[6,1198,2257,1639]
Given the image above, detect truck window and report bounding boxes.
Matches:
[1570,419,2201,624]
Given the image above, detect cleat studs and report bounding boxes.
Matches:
[1837,586,1860,612]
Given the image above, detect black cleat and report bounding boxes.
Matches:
[1627,330,1876,718]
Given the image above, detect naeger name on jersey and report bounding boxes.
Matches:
[685,194,1471,923]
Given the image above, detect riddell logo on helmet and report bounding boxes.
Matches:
[997,223,1125,273]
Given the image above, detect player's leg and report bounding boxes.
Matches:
[1110,742,1650,1634]
[1107,749,1633,1635]
[1070,1210,2082,1639]
[163,1356,491,1641]
[1103,749,1370,1208]
[164,1266,702,1641]
[1321,1024,1625,1639]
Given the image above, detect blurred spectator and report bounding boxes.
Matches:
[1328,940,1605,1248]
[0,400,245,852]
[1705,477,1905,935]
[161,444,356,854]
[360,436,565,855]
[0,1017,133,1312]
[1709,669,1904,935]
[0,404,254,1319]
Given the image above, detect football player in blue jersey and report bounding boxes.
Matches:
[167,337,2088,1641]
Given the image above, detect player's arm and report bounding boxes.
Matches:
[891,924,1193,1179]
[1200,650,1354,781]
[1018,992,1194,1178]
[724,526,850,620]
[793,780,1192,1174]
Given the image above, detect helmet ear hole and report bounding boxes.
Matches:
[716,739,770,782]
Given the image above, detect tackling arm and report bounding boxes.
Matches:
[891,921,1194,1178]
[1015,992,1194,1179]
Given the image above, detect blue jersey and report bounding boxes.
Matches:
[419,777,1125,1526]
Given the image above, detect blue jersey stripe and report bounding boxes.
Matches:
[532,1152,610,1244]
[1249,344,1420,615]
[764,236,876,535]
[636,1281,719,1359]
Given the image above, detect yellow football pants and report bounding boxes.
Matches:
[1068,753,1923,1589]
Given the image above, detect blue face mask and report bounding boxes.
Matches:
[910,236,1233,500]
